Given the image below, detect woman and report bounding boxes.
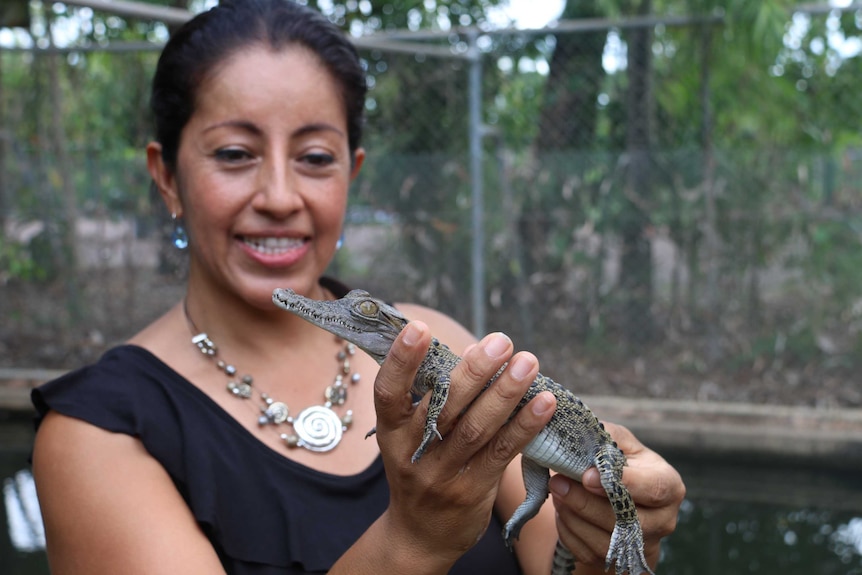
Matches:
[30,1,685,574]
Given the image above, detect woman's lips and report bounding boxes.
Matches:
[237,235,310,267]
[239,235,305,255]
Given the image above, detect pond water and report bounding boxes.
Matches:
[2,416,861,575]
[661,457,862,575]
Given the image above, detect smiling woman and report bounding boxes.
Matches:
[147,44,362,307]
[27,1,684,574]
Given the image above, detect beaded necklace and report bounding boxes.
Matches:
[183,301,359,452]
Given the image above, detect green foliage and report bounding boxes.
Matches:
[0,238,44,282]
[802,219,862,308]
[488,71,545,148]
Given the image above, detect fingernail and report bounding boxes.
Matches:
[549,475,570,497]
[402,322,421,346]
[483,332,510,359]
[530,391,555,416]
[509,355,533,381]
[583,468,602,489]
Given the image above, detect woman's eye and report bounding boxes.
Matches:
[302,153,335,167]
[214,148,252,163]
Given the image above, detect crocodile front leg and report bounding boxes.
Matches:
[410,369,449,462]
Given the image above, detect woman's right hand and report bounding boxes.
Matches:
[369,322,557,571]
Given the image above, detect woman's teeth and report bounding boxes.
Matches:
[242,237,303,254]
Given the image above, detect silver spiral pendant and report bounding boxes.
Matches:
[293,405,344,452]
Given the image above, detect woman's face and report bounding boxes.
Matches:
[155,45,364,306]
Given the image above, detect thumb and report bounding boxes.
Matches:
[373,321,431,428]
[581,467,606,496]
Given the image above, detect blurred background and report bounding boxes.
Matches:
[3,0,862,408]
[1,1,861,574]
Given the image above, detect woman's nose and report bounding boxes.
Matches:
[253,159,303,215]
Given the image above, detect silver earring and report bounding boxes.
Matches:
[171,213,189,250]
[336,232,345,251]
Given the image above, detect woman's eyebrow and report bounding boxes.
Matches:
[293,122,345,138]
[203,119,263,135]
[201,121,344,139]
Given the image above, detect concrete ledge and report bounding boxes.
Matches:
[2,374,861,470]
[582,395,862,471]
[0,369,66,411]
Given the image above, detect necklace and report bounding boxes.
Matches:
[183,301,359,453]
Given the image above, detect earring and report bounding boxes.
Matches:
[171,213,189,250]
[336,232,345,251]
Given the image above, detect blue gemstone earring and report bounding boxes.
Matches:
[171,213,189,250]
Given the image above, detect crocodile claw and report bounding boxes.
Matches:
[501,520,520,549]
[605,522,654,575]
[411,423,443,463]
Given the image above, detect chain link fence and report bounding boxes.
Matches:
[2,5,862,407]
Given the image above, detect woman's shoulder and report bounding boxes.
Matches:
[31,344,184,433]
[393,302,478,355]
[127,301,186,354]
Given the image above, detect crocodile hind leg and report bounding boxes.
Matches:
[594,444,654,575]
[411,371,450,463]
[503,458,550,546]
[504,459,576,574]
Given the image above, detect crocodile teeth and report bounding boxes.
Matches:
[241,236,303,255]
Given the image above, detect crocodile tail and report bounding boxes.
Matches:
[605,521,655,575]
[550,538,575,575]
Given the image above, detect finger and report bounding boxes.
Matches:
[574,423,641,499]
[474,389,556,474]
[554,506,611,570]
[571,462,681,538]
[549,475,617,533]
[373,321,431,430]
[444,351,541,463]
[432,332,515,436]
[580,467,604,496]
[551,478,628,570]
[583,422,686,508]
[621,459,686,509]
[602,421,641,451]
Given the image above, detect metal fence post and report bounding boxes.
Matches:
[467,29,485,338]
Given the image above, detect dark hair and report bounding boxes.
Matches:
[150,0,367,171]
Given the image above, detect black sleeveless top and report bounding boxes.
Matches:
[31,282,523,574]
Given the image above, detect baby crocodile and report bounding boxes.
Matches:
[272,288,653,575]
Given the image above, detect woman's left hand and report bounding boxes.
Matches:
[547,422,686,571]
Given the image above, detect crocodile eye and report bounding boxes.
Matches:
[358,300,379,317]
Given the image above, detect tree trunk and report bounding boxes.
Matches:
[535,1,607,152]
[522,0,609,325]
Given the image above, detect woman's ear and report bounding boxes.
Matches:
[146,142,182,216]
[350,147,366,182]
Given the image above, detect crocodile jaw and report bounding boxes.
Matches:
[272,288,408,364]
